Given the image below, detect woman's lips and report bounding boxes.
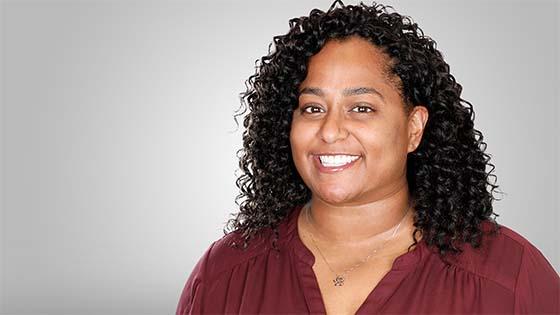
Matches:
[313,155,361,173]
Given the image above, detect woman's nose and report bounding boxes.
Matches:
[319,109,349,143]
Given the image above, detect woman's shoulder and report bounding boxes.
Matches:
[191,209,298,283]
[217,229,273,266]
[176,227,278,314]
[448,220,559,294]
[190,229,270,282]
[176,209,300,314]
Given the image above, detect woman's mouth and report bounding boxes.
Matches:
[313,154,361,173]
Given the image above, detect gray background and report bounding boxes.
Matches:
[1,0,558,314]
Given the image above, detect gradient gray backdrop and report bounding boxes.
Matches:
[1,0,559,314]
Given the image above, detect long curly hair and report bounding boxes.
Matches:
[223,0,503,260]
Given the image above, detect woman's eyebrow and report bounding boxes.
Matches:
[298,86,384,100]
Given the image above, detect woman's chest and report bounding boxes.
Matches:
[311,258,394,315]
[201,248,515,314]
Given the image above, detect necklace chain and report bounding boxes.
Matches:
[304,203,410,287]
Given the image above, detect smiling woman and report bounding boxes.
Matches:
[290,36,428,209]
[176,1,559,314]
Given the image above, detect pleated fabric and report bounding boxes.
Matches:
[176,204,560,314]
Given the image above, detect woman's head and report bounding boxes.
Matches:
[290,35,428,206]
[226,0,502,258]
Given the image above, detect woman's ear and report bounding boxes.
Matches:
[407,105,429,153]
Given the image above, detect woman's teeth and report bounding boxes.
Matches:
[318,155,360,167]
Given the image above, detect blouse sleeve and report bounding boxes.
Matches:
[513,241,560,314]
[175,241,216,315]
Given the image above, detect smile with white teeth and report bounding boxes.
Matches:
[318,155,360,167]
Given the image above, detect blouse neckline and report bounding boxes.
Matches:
[281,203,430,314]
[284,203,429,269]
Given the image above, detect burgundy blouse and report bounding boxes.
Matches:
[176,204,560,314]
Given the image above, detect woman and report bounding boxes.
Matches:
[176,1,559,314]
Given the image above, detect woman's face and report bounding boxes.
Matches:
[290,36,427,206]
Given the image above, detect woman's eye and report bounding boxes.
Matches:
[299,104,374,114]
[301,105,323,114]
[351,105,374,113]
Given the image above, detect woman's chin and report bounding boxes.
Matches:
[312,187,358,205]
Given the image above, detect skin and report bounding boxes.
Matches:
[290,35,429,253]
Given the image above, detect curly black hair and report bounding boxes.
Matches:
[223,0,503,261]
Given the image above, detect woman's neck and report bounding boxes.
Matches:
[304,183,415,247]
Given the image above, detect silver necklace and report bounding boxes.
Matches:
[304,203,410,287]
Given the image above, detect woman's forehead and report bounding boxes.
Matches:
[310,36,392,69]
[300,37,400,100]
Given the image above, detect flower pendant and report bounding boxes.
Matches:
[333,274,345,286]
